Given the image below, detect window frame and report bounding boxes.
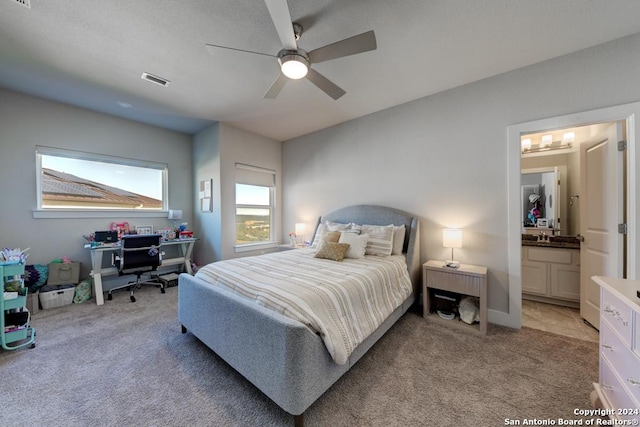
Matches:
[34,146,169,219]
[234,163,277,252]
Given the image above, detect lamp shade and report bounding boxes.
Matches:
[443,229,462,249]
[295,223,307,236]
[168,209,183,220]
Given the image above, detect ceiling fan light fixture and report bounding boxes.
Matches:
[279,53,309,79]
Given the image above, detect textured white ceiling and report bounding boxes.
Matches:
[2,0,640,141]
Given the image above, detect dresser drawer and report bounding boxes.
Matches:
[600,321,640,404]
[601,288,633,347]
[634,311,640,360]
[425,270,481,297]
[600,357,640,421]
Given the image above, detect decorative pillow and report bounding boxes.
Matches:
[319,231,340,244]
[314,241,351,262]
[392,225,406,255]
[24,264,48,293]
[311,221,351,247]
[339,232,369,259]
[361,224,395,256]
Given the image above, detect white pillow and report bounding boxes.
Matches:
[311,221,351,247]
[338,232,369,259]
[360,224,395,256]
[392,225,406,255]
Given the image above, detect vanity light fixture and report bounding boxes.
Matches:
[562,132,575,143]
[521,134,574,154]
[540,134,553,148]
[443,228,462,269]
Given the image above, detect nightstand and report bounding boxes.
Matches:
[422,260,488,334]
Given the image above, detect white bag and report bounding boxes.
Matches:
[459,296,480,325]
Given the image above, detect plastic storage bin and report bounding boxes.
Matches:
[39,286,75,309]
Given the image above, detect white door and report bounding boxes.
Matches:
[579,121,625,329]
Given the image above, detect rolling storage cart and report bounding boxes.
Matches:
[1,261,36,350]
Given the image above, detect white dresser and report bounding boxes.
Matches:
[591,276,640,421]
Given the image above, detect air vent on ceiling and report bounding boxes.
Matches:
[141,72,170,87]
[12,0,31,8]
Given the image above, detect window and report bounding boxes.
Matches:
[235,164,276,247]
[36,146,168,212]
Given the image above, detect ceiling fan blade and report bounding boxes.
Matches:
[306,68,346,100]
[205,43,276,58]
[308,30,377,64]
[264,0,297,51]
[263,72,289,99]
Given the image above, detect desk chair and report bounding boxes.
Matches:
[109,234,163,303]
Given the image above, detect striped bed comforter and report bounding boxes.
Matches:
[194,248,413,365]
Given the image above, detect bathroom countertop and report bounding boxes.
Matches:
[521,234,581,249]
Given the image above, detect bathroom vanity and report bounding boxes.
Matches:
[521,234,581,307]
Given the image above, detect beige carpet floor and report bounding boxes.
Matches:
[1,286,600,426]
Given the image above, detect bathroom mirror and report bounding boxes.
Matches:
[521,166,568,235]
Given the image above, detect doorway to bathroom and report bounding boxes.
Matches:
[520,125,601,338]
[506,102,640,332]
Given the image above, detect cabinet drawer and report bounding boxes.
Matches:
[601,321,640,405]
[600,357,640,421]
[602,288,633,347]
[425,270,481,297]
[526,247,572,264]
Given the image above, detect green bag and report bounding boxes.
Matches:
[73,278,92,304]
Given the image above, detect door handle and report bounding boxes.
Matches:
[576,234,585,242]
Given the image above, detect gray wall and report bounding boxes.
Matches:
[282,32,640,320]
[192,123,222,265]
[193,122,282,264]
[0,88,192,276]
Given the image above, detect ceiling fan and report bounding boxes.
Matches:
[205,0,377,100]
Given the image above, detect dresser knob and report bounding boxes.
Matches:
[602,344,613,351]
[628,378,640,387]
[601,383,614,391]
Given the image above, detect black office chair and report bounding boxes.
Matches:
[109,234,163,303]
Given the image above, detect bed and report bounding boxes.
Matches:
[178,205,420,426]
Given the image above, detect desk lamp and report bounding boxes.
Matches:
[168,209,183,235]
[443,228,462,268]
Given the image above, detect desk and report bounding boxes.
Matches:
[87,238,196,305]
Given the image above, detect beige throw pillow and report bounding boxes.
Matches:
[314,241,351,262]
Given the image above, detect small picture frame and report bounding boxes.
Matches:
[135,225,153,235]
[158,229,171,241]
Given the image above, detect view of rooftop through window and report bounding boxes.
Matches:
[39,150,165,210]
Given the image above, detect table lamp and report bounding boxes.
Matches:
[294,223,307,246]
[443,228,462,268]
[168,209,183,234]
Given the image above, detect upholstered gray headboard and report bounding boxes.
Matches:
[314,205,421,295]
